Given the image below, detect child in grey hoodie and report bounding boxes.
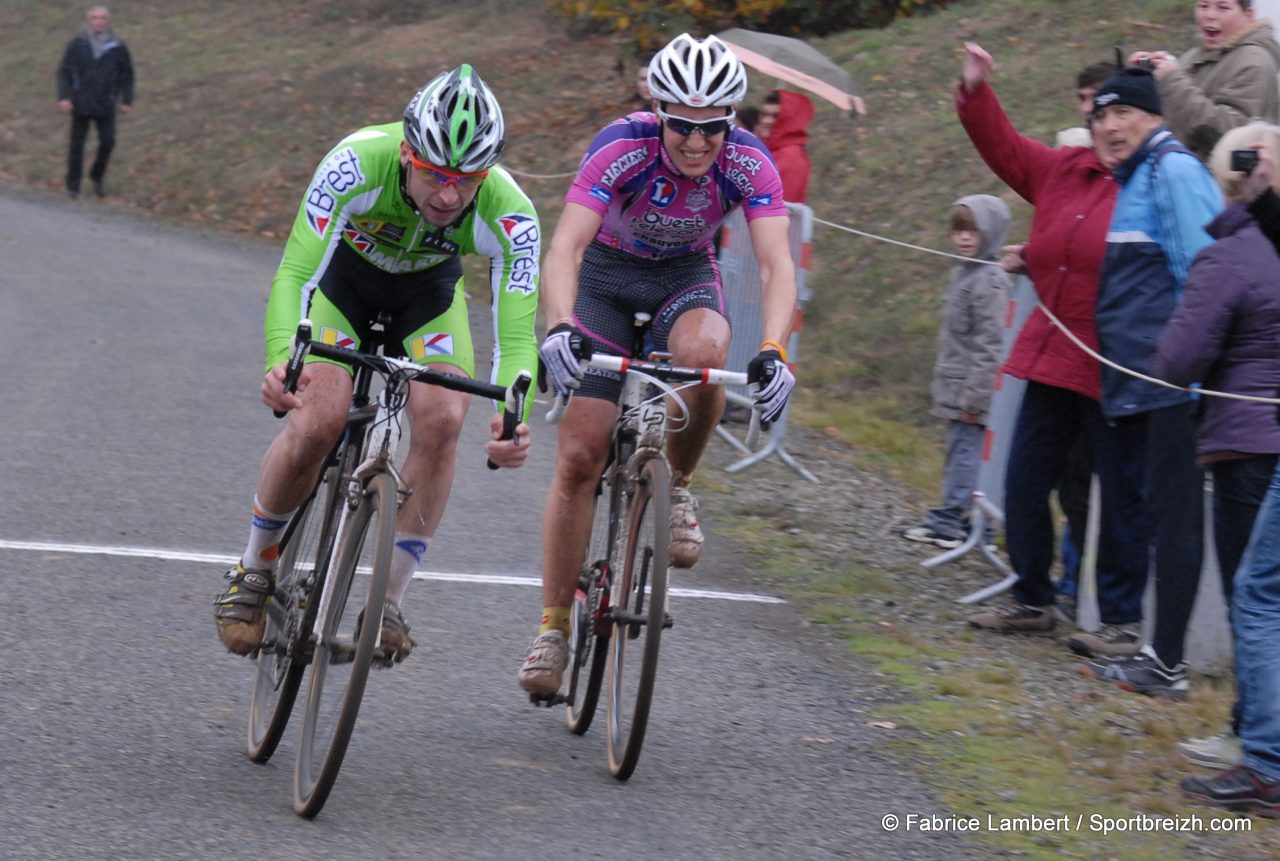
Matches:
[905,194,1011,548]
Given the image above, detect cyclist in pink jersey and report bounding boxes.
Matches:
[519,33,799,697]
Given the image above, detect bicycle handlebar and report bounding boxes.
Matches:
[274,320,531,469]
[545,354,763,447]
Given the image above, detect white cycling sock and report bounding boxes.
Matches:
[387,533,430,606]
[241,496,295,570]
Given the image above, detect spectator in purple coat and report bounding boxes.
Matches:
[1154,121,1280,603]
[1156,121,1280,777]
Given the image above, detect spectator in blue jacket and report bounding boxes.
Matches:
[1076,68,1223,699]
[56,6,133,198]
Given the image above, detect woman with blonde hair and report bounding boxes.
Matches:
[1157,124,1280,812]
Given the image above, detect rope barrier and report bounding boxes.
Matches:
[811,216,1280,406]
[503,169,1280,406]
[504,167,578,180]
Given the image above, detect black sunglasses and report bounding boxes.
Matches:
[656,106,734,138]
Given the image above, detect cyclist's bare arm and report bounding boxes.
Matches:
[747,214,798,347]
[541,202,604,325]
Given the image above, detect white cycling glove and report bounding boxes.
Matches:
[539,323,594,398]
[747,349,795,427]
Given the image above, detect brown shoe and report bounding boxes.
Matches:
[1067,625,1142,658]
[213,564,274,655]
[968,600,1055,636]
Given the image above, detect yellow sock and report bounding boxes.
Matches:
[540,607,571,638]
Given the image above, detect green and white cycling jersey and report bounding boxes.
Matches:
[264,121,540,394]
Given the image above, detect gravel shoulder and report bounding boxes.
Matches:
[694,422,1278,860]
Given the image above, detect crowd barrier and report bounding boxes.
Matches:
[715,202,817,482]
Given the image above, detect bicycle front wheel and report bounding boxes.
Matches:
[564,463,621,735]
[246,467,334,763]
[293,470,396,818]
[606,456,670,780]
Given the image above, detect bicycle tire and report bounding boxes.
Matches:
[564,461,622,735]
[292,470,396,818]
[245,469,329,763]
[605,455,670,780]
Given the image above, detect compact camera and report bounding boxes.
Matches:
[1231,149,1260,174]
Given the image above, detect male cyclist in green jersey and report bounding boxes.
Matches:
[214,65,538,661]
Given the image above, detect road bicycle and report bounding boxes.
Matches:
[541,313,758,780]
[243,315,529,818]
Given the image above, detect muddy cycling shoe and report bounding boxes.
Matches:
[356,600,416,663]
[518,630,568,697]
[214,564,275,655]
[669,487,703,568]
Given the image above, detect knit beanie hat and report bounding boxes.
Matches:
[1092,67,1162,116]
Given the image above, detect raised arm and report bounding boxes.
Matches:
[955,42,1060,205]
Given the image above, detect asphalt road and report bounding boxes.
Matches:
[0,188,984,861]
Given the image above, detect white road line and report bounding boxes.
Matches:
[0,539,786,604]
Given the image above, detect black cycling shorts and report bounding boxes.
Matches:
[573,242,727,402]
[306,240,473,373]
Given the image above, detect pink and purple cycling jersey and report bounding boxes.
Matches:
[565,111,787,260]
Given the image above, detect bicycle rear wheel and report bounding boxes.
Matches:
[246,467,335,763]
[564,463,622,735]
[605,456,670,780]
[293,471,396,818]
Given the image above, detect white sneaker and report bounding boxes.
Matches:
[518,630,568,697]
[1177,730,1243,769]
[669,487,703,568]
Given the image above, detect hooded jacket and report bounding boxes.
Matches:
[1153,202,1280,461]
[956,80,1114,401]
[765,90,814,203]
[56,28,133,117]
[1095,129,1222,418]
[1157,18,1280,157]
[929,194,1011,423]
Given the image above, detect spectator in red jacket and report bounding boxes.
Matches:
[757,90,814,203]
[957,43,1148,640]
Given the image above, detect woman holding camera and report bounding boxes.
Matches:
[1154,122,1280,609]
[1158,124,1280,814]
[1129,0,1280,159]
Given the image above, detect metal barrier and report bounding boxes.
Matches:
[715,202,817,482]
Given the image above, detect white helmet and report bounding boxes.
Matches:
[403,64,505,173]
[647,33,747,108]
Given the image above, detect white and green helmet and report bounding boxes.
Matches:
[403,64,505,173]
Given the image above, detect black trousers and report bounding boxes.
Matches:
[66,112,116,192]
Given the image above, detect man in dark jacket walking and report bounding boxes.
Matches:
[56,6,133,198]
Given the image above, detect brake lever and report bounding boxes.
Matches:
[274,319,313,418]
[487,371,532,470]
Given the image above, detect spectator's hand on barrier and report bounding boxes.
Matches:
[961,42,994,92]
[262,362,306,413]
[485,413,531,469]
[960,410,982,425]
[1000,244,1027,274]
[748,349,795,427]
[538,323,593,398]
